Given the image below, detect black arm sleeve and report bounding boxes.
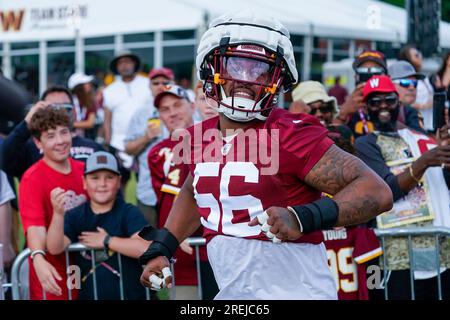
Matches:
[355,134,406,201]
[1,121,39,178]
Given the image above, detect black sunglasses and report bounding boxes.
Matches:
[367,95,398,108]
[309,102,334,114]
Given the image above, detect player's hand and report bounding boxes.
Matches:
[248,206,303,243]
[179,239,194,255]
[78,227,108,249]
[437,124,450,147]
[140,256,173,290]
[146,122,161,141]
[25,101,49,125]
[50,187,67,216]
[338,83,365,119]
[33,254,62,296]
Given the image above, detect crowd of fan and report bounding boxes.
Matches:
[0,43,450,300]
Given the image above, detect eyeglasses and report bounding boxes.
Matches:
[393,79,418,88]
[49,103,74,111]
[367,95,399,108]
[151,81,170,86]
[309,102,334,114]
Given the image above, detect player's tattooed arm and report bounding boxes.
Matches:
[304,145,393,226]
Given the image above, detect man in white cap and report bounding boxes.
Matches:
[290,81,339,126]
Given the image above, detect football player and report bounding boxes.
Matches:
[138,11,393,299]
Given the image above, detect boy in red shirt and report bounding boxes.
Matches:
[19,108,87,300]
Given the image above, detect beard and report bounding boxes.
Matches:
[368,106,400,132]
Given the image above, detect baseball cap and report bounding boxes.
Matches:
[84,151,120,175]
[154,85,191,108]
[352,50,387,72]
[362,75,398,102]
[68,73,94,90]
[292,81,338,114]
[148,67,175,81]
[388,60,425,80]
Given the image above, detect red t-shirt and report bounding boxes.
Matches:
[182,108,334,243]
[148,138,204,286]
[19,158,87,300]
[323,226,383,300]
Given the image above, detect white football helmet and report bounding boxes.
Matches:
[196,11,298,122]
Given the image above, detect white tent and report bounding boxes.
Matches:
[1,0,449,47]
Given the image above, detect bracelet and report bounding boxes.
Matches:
[287,206,304,233]
[30,249,46,260]
[409,165,421,184]
[289,198,339,234]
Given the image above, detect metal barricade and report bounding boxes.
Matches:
[375,226,450,300]
[0,244,4,300]
[8,237,207,300]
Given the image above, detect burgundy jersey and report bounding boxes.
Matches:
[180,108,334,243]
[148,138,205,286]
[322,226,382,300]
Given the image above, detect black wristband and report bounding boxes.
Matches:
[138,227,179,266]
[290,197,339,233]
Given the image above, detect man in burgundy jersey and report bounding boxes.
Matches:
[323,226,382,300]
[138,12,393,299]
[147,85,219,299]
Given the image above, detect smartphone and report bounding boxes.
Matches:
[433,91,447,131]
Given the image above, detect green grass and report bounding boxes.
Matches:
[125,172,138,205]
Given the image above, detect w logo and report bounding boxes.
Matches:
[0,10,25,32]
[369,78,380,88]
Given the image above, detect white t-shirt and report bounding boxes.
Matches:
[103,75,152,151]
[415,78,434,131]
[207,235,337,300]
[0,171,15,205]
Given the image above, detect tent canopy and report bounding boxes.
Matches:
[1,0,449,47]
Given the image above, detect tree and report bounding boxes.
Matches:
[381,0,450,22]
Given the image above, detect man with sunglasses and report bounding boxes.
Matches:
[335,50,388,137]
[355,75,450,299]
[387,60,427,133]
[290,81,338,126]
[2,86,104,180]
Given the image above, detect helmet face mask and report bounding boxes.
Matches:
[203,43,286,122]
[196,11,298,122]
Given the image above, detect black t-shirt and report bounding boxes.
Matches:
[347,104,426,139]
[64,198,148,300]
